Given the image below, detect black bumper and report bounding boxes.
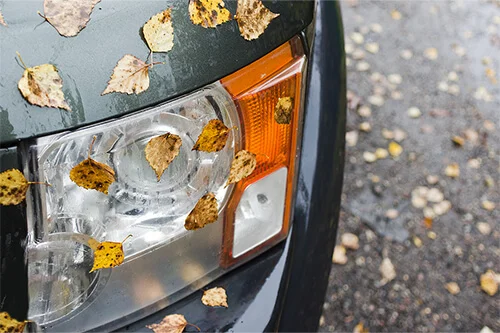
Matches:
[119,1,346,331]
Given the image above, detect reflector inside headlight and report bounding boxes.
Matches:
[21,36,305,331]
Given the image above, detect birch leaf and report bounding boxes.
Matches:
[146,314,188,333]
[201,287,228,307]
[0,169,50,206]
[185,193,218,230]
[192,119,230,152]
[0,312,26,333]
[236,0,279,41]
[189,0,232,28]
[102,55,152,95]
[89,235,131,273]
[145,133,182,181]
[274,97,294,124]
[43,0,101,37]
[480,270,499,296]
[226,150,257,186]
[143,9,174,53]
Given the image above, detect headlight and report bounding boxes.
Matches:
[21,35,306,332]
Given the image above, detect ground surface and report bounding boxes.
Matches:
[320,1,500,332]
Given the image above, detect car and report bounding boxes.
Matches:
[0,0,345,331]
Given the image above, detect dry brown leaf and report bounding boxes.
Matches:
[226,150,257,186]
[332,245,347,265]
[480,270,498,296]
[102,55,153,95]
[143,9,174,53]
[17,53,70,111]
[274,97,294,124]
[353,322,369,333]
[444,163,460,178]
[445,282,460,295]
[423,217,433,229]
[69,137,115,194]
[189,0,232,28]
[89,235,131,273]
[201,287,228,307]
[192,119,230,152]
[235,0,279,41]
[0,11,7,26]
[0,312,26,333]
[185,193,218,230]
[147,314,189,333]
[145,133,182,181]
[43,0,101,37]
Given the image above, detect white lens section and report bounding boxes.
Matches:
[233,167,288,258]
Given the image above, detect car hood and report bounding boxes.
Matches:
[0,0,312,146]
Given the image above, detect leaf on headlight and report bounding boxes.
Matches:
[189,0,232,28]
[42,0,101,37]
[192,119,230,152]
[0,11,7,27]
[146,314,200,333]
[201,287,228,308]
[143,9,174,53]
[226,150,257,186]
[89,235,132,273]
[274,97,294,124]
[145,133,182,181]
[235,0,279,41]
[0,169,51,206]
[17,52,71,111]
[70,136,116,195]
[0,312,27,333]
[185,193,218,230]
[102,54,153,95]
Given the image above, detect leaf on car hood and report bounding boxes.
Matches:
[69,137,115,195]
[192,119,230,152]
[185,193,218,230]
[89,235,132,273]
[17,52,71,111]
[274,97,294,124]
[0,11,7,26]
[0,169,50,206]
[43,0,101,37]
[145,133,182,181]
[189,0,232,28]
[235,0,279,41]
[102,54,153,95]
[201,287,228,307]
[147,314,190,333]
[143,9,174,53]
[0,312,27,333]
[226,150,257,186]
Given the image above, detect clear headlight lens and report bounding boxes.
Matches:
[21,36,306,331]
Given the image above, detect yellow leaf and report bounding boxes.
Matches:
[388,141,403,157]
[444,163,460,178]
[235,0,279,41]
[0,312,26,333]
[201,287,228,307]
[481,200,495,211]
[146,314,189,333]
[226,150,257,186]
[69,137,115,195]
[480,270,498,296]
[17,53,70,111]
[0,11,7,27]
[0,169,29,206]
[43,0,100,37]
[189,0,232,28]
[89,235,132,273]
[451,135,465,146]
[423,217,433,229]
[192,119,230,152]
[332,245,347,265]
[353,322,369,333]
[274,97,294,124]
[445,282,460,295]
[145,133,182,181]
[102,55,151,95]
[185,193,218,230]
[143,9,174,53]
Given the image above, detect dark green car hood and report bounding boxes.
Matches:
[0,0,312,146]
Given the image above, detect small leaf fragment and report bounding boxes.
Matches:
[185,193,218,230]
[43,0,101,37]
[89,235,131,273]
[70,158,115,194]
[0,312,26,333]
[274,97,294,124]
[481,200,495,211]
[192,119,230,152]
[235,0,279,41]
[189,0,232,28]
[480,270,499,296]
[0,11,7,26]
[145,133,182,181]
[17,54,71,111]
[146,314,188,333]
[201,287,228,307]
[445,282,460,295]
[102,55,151,95]
[143,9,174,53]
[379,257,396,285]
[0,169,29,206]
[332,245,347,265]
[341,233,359,250]
[388,141,403,157]
[353,322,369,333]
[226,150,257,186]
[444,163,460,178]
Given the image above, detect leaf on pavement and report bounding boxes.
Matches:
[201,287,228,307]
[480,270,499,296]
[17,52,71,111]
[235,0,279,41]
[143,9,174,53]
[189,0,232,28]
[445,282,460,295]
[89,235,132,273]
[226,150,257,186]
[145,133,182,181]
[353,322,369,333]
[274,97,294,124]
[43,0,101,37]
[341,233,359,250]
[0,169,50,206]
[332,245,347,265]
[102,55,153,95]
[0,11,7,26]
[192,119,230,152]
[185,193,218,230]
[444,163,460,178]
[388,141,403,157]
[379,257,396,285]
[0,312,26,333]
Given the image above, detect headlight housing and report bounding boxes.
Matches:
[21,36,306,331]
